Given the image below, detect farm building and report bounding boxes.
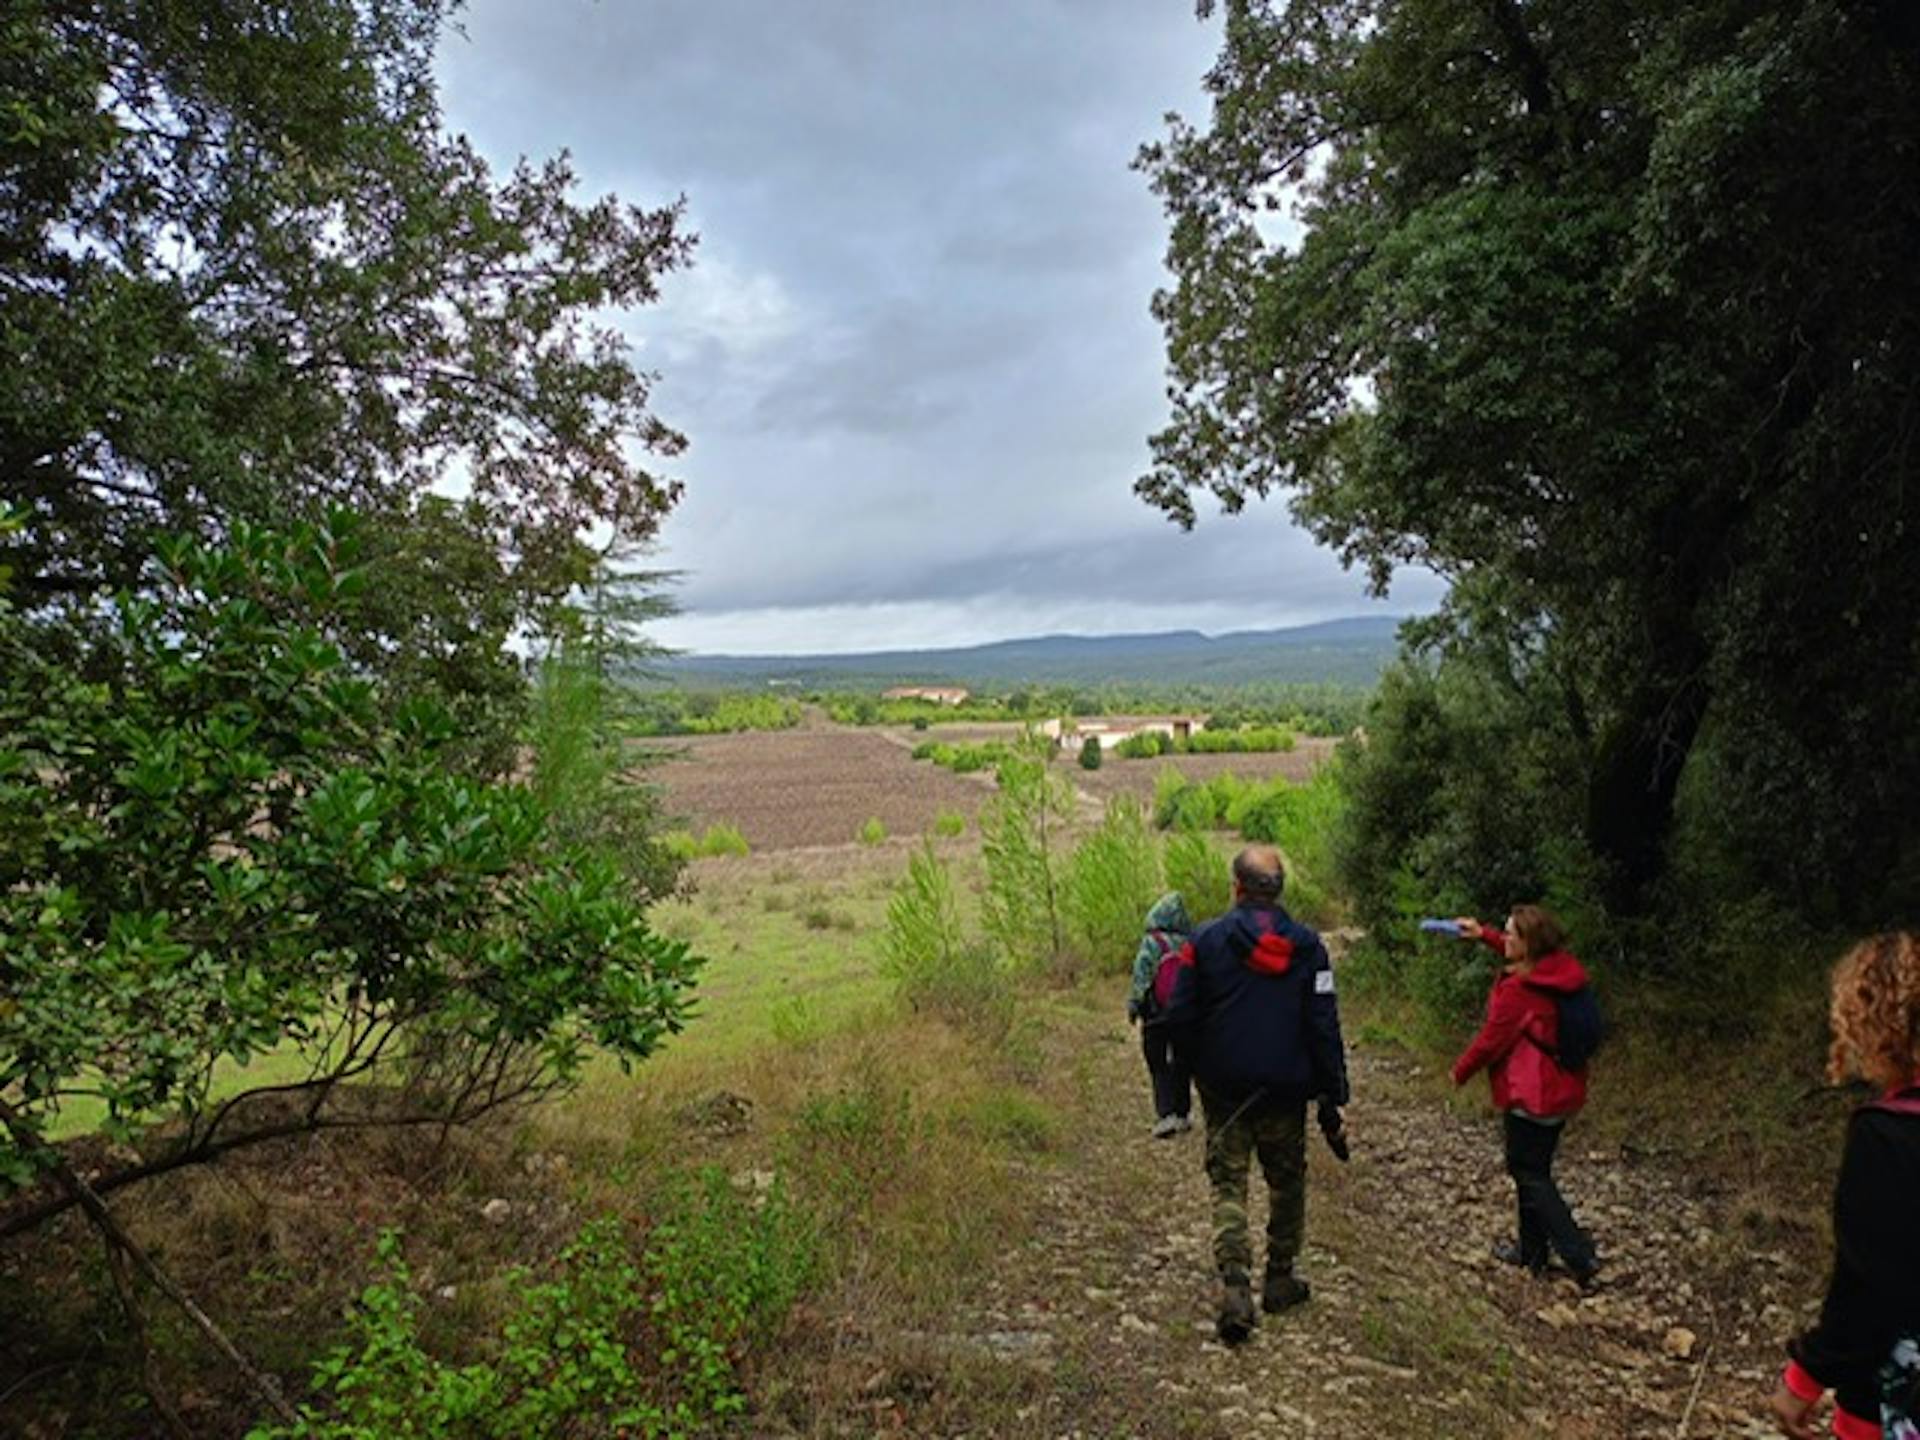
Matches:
[881,685,971,705]
[1041,715,1205,751]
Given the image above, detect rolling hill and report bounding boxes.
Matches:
[650,615,1407,688]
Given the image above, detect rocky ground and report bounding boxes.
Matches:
[804,997,1816,1438]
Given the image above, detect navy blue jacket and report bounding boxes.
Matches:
[1158,902,1348,1107]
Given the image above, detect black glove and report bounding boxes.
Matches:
[1126,997,1142,1024]
[1316,1099,1349,1163]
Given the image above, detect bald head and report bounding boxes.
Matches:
[1232,845,1285,904]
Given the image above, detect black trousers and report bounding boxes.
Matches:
[1140,1024,1191,1120]
[1503,1112,1596,1272]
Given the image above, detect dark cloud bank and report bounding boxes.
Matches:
[437,1,1443,654]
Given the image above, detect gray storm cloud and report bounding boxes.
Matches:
[437,1,1440,655]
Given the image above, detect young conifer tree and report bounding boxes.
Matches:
[980,732,1075,965]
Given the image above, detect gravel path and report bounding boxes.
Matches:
[808,983,1814,1438]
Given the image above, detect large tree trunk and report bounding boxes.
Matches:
[1585,678,1708,917]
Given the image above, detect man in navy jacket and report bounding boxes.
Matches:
[1159,845,1349,1344]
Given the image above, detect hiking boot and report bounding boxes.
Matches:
[1216,1272,1257,1346]
[1568,1259,1604,1294]
[1151,1115,1182,1140]
[1175,1114,1194,1132]
[1492,1239,1546,1275]
[1260,1269,1311,1314]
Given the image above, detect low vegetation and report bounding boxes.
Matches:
[1113,724,1296,759]
[662,822,753,859]
[624,691,804,737]
[881,842,1013,1038]
[910,738,1010,773]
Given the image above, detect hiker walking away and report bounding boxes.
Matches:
[1157,845,1348,1345]
[1128,892,1194,1139]
[1448,906,1601,1288]
[1768,931,1920,1440]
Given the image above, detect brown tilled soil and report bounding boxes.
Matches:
[651,727,995,850]
[785,982,1807,1439]
[652,726,1341,853]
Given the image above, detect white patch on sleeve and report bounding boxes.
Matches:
[1314,969,1336,995]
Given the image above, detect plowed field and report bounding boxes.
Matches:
[650,727,993,851]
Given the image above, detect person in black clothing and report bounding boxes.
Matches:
[1770,931,1920,1440]
[1156,845,1349,1345]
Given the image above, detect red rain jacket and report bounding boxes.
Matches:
[1450,930,1590,1118]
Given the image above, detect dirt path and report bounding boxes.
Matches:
[864,994,1806,1438]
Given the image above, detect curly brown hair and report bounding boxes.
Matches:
[1827,931,1920,1091]
[1508,904,1569,961]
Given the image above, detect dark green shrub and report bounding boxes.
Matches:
[1078,736,1104,770]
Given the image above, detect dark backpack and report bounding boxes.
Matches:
[1530,982,1605,1072]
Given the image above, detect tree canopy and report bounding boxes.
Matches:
[1140,0,1920,926]
[2,0,690,665]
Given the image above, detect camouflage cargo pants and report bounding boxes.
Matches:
[1198,1086,1307,1279]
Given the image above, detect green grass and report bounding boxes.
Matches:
[637,875,894,1069]
[45,1046,317,1142]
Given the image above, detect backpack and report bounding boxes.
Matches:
[1138,930,1186,1025]
[1529,982,1605,1072]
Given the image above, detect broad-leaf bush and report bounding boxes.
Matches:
[0,517,699,1204]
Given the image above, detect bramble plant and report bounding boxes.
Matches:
[0,517,700,1220]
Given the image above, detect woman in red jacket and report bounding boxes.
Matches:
[1449,904,1599,1285]
[1768,931,1920,1440]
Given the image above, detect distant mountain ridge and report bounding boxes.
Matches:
[652,615,1408,688]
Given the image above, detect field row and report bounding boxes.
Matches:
[647,723,1338,852]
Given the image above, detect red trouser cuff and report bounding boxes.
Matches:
[1782,1360,1823,1403]
[1832,1405,1879,1440]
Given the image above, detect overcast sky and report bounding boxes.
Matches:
[437,1,1444,655]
